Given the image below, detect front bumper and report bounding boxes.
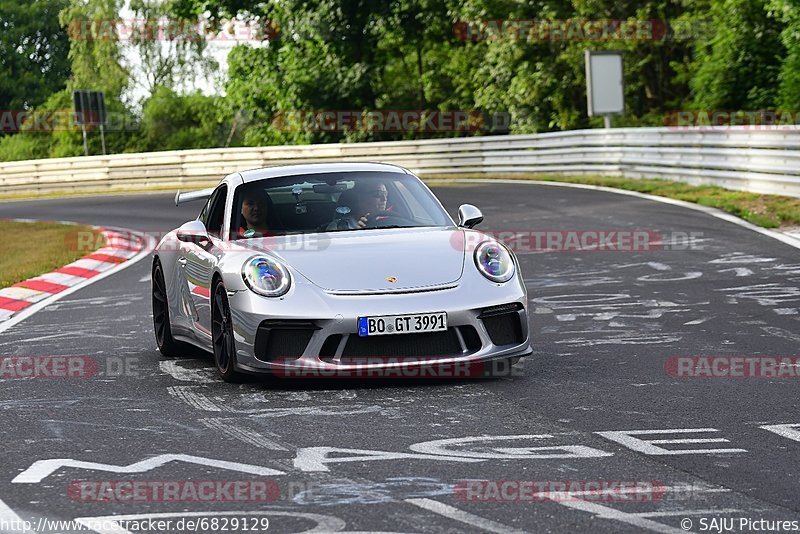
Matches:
[228,273,532,375]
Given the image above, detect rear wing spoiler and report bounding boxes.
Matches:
[174,187,215,206]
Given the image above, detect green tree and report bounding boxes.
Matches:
[690,0,784,109]
[770,0,800,108]
[0,0,71,110]
[132,86,238,151]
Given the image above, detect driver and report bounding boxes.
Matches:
[352,181,389,228]
[238,189,272,238]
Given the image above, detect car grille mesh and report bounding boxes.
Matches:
[341,328,464,358]
[481,312,523,346]
[254,320,318,362]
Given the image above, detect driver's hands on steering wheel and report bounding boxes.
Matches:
[356,213,370,229]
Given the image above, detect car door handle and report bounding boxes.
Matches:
[178,257,187,266]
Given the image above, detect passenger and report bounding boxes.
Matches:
[238,189,273,238]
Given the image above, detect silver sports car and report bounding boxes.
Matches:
[152,163,531,381]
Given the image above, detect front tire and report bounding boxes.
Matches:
[152,260,183,358]
[211,281,244,382]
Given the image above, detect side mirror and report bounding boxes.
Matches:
[177,220,210,244]
[458,204,484,229]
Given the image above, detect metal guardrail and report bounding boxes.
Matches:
[2,126,800,197]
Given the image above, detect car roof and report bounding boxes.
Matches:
[238,162,411,183]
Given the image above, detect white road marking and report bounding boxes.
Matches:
[710,254,777,264]
[293,447,482,472]
[595,428,747,455]
[200,418,288,450]
[2,332,75,344]
[716,283,800,306]
[159,361,211,383]
[760,423,800,443]
[0,497,30,533]
[646,484,730,495]
[761,326,800,344]
[509,483,734,533]
[409,435,613,459]
[167,385,383,417]
[683,317,709,325]
[637,272,703,282]
[629,509,742,518]
[12,454,284,483]
[718,267,754,277]
[548,498,687,534]
[554,335,683,346]
[139,273,151,283]
[405,498,528,534]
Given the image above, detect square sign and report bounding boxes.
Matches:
[585,51,624,116]
[72,90,107,126]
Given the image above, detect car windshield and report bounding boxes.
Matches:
[230,171,453,239]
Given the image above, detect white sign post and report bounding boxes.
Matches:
[585,51,625,128]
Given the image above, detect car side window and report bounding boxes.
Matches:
[198,199,211,226]
[205,185,228,238]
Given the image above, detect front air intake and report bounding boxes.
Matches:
[254,320,319,362]
[479,303,524,346]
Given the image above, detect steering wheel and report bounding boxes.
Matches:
[322,217,359,231]
[365,211,417,228]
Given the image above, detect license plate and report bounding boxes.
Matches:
[358,312,447,337]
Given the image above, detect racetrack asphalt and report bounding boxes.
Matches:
[0,182,798,533]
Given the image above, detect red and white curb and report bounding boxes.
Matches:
[0,221,153,330]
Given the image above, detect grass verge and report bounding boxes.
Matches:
[0,221,104,289]
[426,173,800,229]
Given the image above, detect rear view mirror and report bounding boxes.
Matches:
[176,220,210,244]
[458,204,483,228]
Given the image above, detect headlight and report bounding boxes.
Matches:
[474,240,515,283]
[242,256,291,297]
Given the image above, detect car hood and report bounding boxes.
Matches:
[246,227,465,292]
